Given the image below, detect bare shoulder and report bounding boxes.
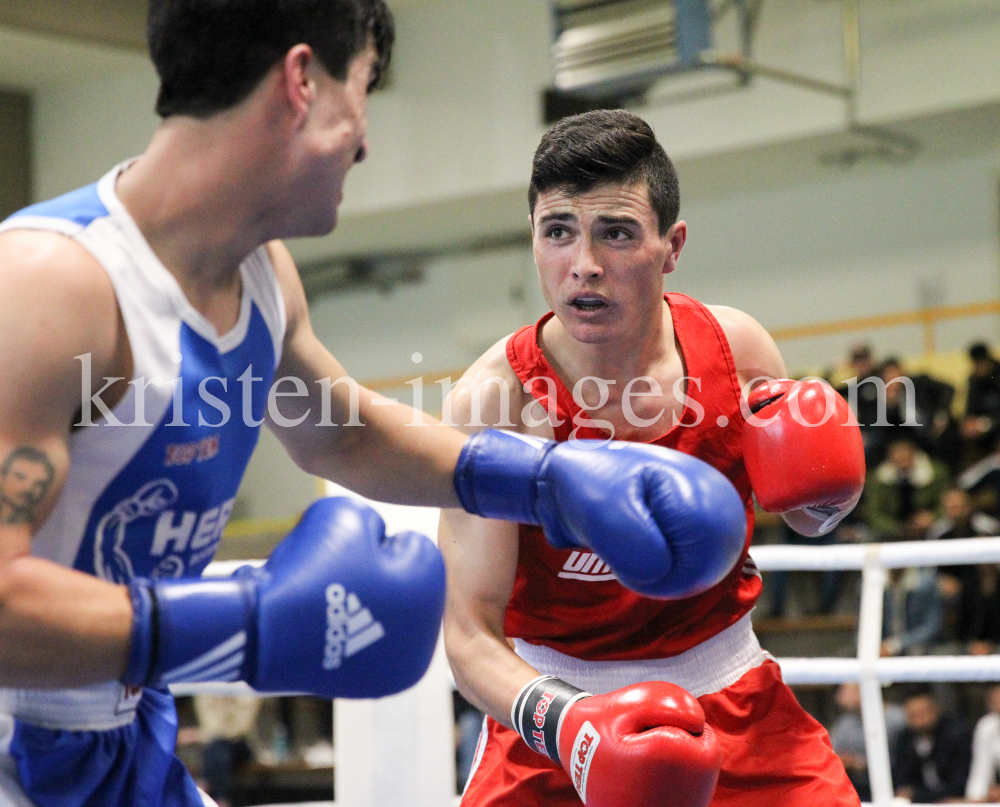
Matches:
[707,304,786,389]
[445,336,530,435]
[0,230,120,381]
[0,230,122,432]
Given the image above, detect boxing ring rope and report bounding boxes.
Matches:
[753,536,1000,807]
[175,536,1000,807]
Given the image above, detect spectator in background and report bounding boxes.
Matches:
[194,695,261,807]
[963,342,1000,464]
[835,344,887,466]
[928,488,1000,653]
[829,682,906,802]
[967,684,1000,802]
[892,686,972,804]
[766,512,870,618]
[863,439,950,542]
[960,436,1000,517]
[830,342,879,388]
[882,566,945,657]
[879,358,960,472]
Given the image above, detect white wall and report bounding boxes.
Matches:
[314,0,1000,220]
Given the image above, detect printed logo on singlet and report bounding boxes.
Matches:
[323,584,386,670]
[558,551,617,582]
[165,435,220,466]
[570,721,601,803]
[93,478,235,582]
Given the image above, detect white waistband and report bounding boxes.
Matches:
[513,612,766,698]
[0,681,142,732]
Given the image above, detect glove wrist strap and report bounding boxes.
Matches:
[453,430,554,524]
[123,576,256,689]
[511,675,591,766]
[124,579,158,685]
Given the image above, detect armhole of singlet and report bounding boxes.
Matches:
[672,293,746,421]
[242,247,287,370]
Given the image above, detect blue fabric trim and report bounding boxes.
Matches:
[4,184,107,228]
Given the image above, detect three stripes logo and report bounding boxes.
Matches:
[323,583,386,670]
[558,551,616,582]
[161,630,247,684]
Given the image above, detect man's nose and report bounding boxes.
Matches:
[354,139,368,164]
[571,244,603,280]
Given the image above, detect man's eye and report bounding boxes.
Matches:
[607,228,630,241]
[547,226,567,239]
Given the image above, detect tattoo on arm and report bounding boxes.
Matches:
[0,447,56,526]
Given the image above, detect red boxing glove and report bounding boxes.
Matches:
[743,378,865,535]
[513,677,720,807]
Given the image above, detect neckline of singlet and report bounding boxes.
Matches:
[99,160,256,354]
[526,293,694,445]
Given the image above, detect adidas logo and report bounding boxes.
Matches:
[323,583,386,670]
[558,551,617,582]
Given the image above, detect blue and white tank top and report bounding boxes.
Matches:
[0,161,286,585]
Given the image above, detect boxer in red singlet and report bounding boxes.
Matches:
[439,110,864,807]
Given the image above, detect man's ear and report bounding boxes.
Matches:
[282,44,316,124]
[662,220,687,276]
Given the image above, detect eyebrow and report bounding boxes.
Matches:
[596,215,642,227]
[537,212,576,224]
[536,213,643,227]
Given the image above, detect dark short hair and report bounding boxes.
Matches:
[148,0,394,118]
[528,110,680,236]
[970,342,992,363]
[850,343,872,362]
[901,684,936,704]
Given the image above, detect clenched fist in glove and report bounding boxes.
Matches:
[454,430,746,600]
[512,676,721,807]
[743,378,865,536]
[125,497,446,699]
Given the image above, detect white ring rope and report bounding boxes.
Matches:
[176,538,1000,807]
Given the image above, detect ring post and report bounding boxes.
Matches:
[858,545,892,806]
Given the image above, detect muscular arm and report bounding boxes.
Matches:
[0,231,132,687]
[708,304,786,392]
[439,346,545,726]
[263,242,465,506]
[440,509,537,726]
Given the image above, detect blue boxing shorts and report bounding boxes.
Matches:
[0,682,213,807]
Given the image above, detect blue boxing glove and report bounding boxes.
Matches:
[453,430,745,599]
[124,497,445,698]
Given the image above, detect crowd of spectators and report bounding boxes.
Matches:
[759,339,1000,801]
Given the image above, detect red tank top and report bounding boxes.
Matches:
[504,293,760,661]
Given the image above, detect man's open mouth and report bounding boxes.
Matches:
[570,296,608,312]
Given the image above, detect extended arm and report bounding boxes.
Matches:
[262,242,465,507]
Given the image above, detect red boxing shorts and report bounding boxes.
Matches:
[462,660,859,807]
